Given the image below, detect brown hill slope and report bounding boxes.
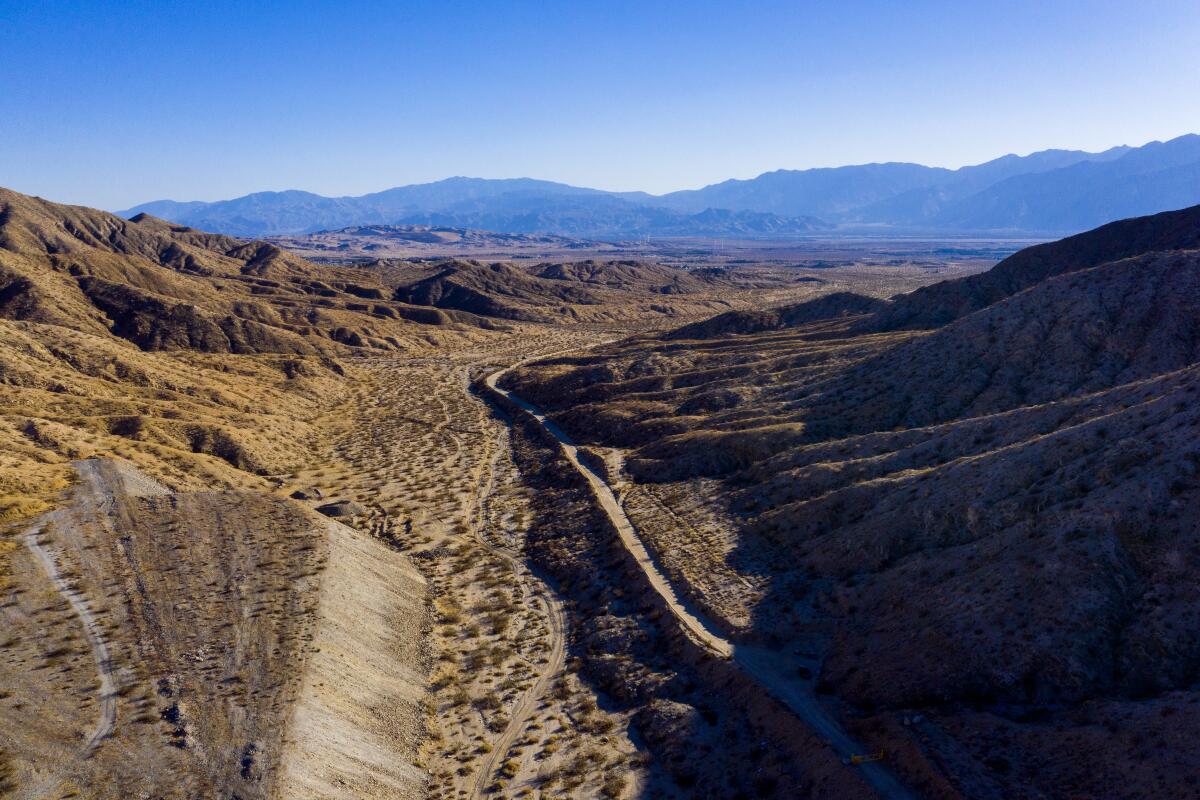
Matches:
[503,210,1200,798]
[392,260,603,322]
[531,259,716,293]
[665,292,888,340]
[508,247,1200,477]
[771,248,1200,443]
[877,202,1200,329]
[389,257,761,324]
[0,187,501,354]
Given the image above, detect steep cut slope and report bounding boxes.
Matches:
[276,517,426,799]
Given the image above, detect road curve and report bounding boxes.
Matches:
[465,387,569,800]
[20,519,118,800]
[484,363,918,800]
[469,583,566,799]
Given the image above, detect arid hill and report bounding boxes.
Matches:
[665,291,888,340]
[388,257,769,324]
[875,202,1200,329]
[392,260,604,322]
[530,258,737,294]
[0,188,517,353]
[502,205,1200,798]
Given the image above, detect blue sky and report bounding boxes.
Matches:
[2,0,1199,209]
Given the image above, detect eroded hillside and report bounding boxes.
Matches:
[502,205,1200,798]
[0,457,425,799]
[6,185,927,799]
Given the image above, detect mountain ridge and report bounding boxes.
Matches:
[120,135,1200,238]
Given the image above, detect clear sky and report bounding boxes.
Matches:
[2,0,1199,210]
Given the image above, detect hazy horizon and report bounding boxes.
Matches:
[114,133,1191,211]
[4,0,1199,210]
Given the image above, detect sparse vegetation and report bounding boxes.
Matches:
[17,176,1193,799]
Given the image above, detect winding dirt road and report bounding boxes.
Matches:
[468,579,565,799]
[484,363,918,800]
[464,375,568,800]
[20,517,117,800]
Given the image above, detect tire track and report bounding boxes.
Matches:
[19,518,117,800]
[463,378,568,800]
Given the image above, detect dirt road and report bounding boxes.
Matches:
[486,366,732,659]
[468,575,566,799]
[19,516,117,800]
[464,381,569,800]
[484,364,918,800]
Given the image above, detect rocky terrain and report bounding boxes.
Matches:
[503,203,1200,798]
[16,179,1193,798]
[387,258,786,324]
[5,184,962,798]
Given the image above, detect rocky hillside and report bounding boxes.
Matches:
[664,292,888,340]
[0,188,512,355]
[392,260,604,322]
[502,206,1200,798]
[389,258,757,323]
[876,202,1200,329]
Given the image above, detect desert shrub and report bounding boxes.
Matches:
[473,693,502,711]
[583,714,616,735]
[601,771,628,798]
[0,748,14,793]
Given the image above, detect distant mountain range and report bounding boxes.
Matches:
[125,182,829,240]
[122,134,1200,239]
